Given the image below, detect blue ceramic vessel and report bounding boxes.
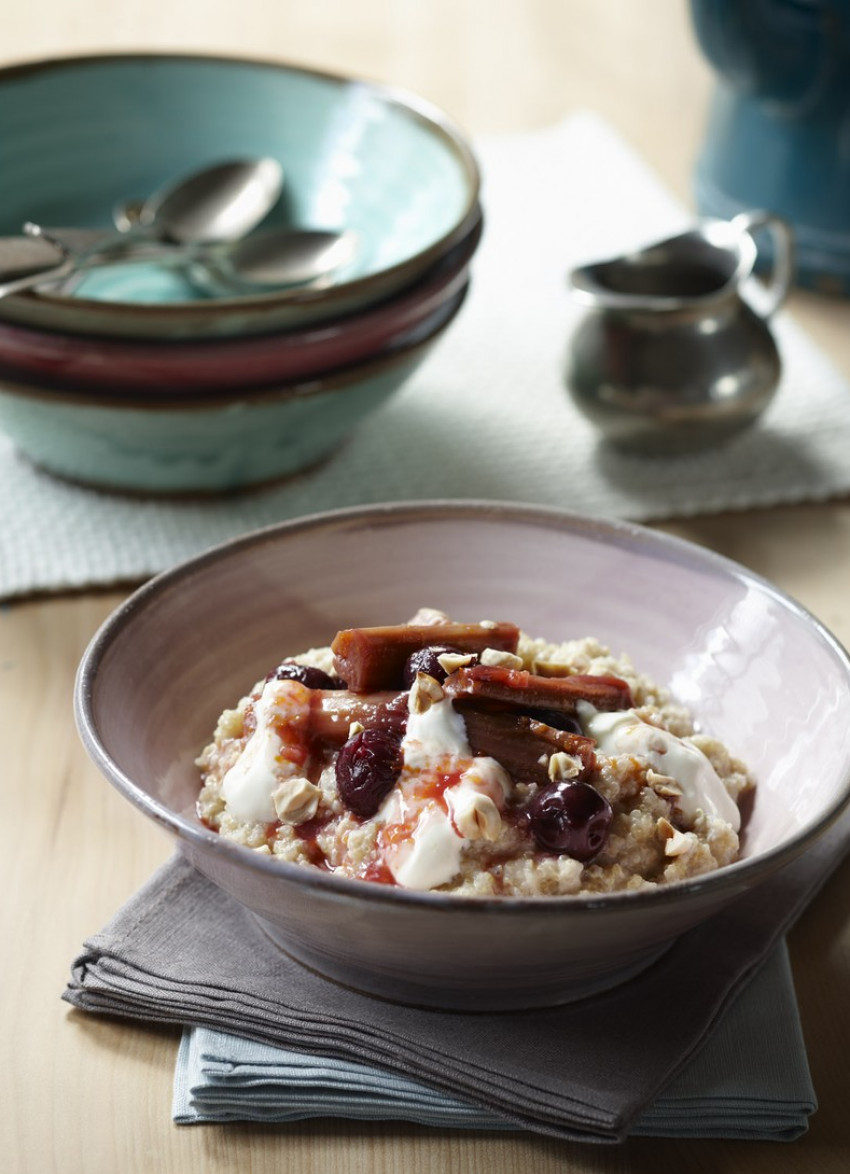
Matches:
[691,0,850,295]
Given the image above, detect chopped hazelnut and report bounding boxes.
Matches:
[407,607,450,626]
[547,751,582,781]
[272,777,321,825]
[436,650,477,675]
[452,793,502,842]
[409,672,445,714]
[480,648,524,670]
[656,816,695,856]
[531,661,573,678]
[647,769,683,798]
[665,829,696,857]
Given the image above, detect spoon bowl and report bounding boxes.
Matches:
[194,227,359,293]
[135,157,283,244]
[111,189,357,293]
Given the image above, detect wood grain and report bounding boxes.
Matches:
[3,2,850,1171]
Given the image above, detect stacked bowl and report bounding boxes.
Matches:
[0,54,482,493]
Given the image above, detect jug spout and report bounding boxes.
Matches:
[570,227,739,314]
[568,212,792,318]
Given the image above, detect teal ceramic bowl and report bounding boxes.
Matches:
[0,284,466,494]
[0,53,480,340]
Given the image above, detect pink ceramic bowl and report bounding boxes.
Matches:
[0,214,481,395]
[74,503,850,1009]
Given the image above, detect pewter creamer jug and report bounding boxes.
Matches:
[566,212,793,454]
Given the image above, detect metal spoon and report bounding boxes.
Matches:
[0,157,284,298]
[190,226,359,293]
[111,196,358,291]
[117,157,284,245]
[0,222,357,300]
[0,226,186,299]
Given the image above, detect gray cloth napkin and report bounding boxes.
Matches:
[173,942,815,1140]
[64,801,850,1143]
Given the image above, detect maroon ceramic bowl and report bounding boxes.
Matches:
[0,211,481,395]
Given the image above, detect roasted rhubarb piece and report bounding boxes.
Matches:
[331,621,520,693]
[443,664,633,714]
[310,690,408,744]
[461,708,596,786]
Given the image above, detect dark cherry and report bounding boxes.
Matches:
[402,644,475,687]
[268,660,342,690]
[524,706,583,735]
[527,780,612,862]
[335,728,403,818]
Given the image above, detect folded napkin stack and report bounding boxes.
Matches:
[7,111,850,600]
[64,799,850,1143]
[172,944,815,1140]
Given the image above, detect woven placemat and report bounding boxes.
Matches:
[4,110,850,600]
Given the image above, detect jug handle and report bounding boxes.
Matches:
[731,210,794,318]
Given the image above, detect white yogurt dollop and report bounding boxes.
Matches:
[378,694,508,891]
[387,805,465,890]
[402,695,470,768]
[578,703,740,831]
[221,679,311,823]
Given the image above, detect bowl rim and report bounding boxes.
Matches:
[0,51,481,323]
[74,499,850,917]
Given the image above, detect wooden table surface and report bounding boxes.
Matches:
[3,3,850,1171]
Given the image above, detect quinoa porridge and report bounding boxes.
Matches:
[196,610,753,896]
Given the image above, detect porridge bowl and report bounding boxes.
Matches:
[74,502,850,1010]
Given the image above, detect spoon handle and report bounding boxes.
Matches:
[0,257,77,298]
[0,224,196,299]
[23,222,187,266]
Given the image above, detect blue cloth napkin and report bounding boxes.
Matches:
[172,941,815,1141]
